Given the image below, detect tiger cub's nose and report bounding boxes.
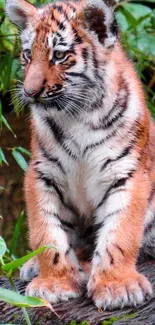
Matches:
[24,88,40,98]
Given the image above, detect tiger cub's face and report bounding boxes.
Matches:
[6,0,118,115]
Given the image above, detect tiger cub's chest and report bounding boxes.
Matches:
[65,160,95,218]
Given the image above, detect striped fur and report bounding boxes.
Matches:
[6,0,155,310]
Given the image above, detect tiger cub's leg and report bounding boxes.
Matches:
[140,196,155,259]
[24,167,86,303]
[88,171,152,310]
[20,257,40,282]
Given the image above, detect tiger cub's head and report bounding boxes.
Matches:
[6,0,118,115]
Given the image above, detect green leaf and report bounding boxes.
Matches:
[12,149,28,171]
[123,4,152,20]
[0,186,5,190]
[16,146,31,157]
[0,52,13,93]
[118,6,137,30]
[2,244,56,272]
[10,211,25,256]
[0,287,51,308]
[1,115,16,138]
[0,236,7,258]
[0,147,8,166]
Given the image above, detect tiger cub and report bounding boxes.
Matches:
[6,0,155,310]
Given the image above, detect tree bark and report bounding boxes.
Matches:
[0,260,155,324]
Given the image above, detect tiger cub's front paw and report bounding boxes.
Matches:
[87,272,152,310]
[26,272,84,303]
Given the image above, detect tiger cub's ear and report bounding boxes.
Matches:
[78,0,118,47]
[5,0,36,29]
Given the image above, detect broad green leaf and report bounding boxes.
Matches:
[16,147,31,157]
[1,115,16,137]
[0,186,4,190]
[0,147,8,165]
[118,6,137,31]
[10,211,25,256]
[137,34,155,57]
[12,149,28,172]
[0,236,7,258]
[2,244,56,272]
[124,4,152,20]
[0,287,50,308]
[0,52,13,93]
[0,0,5,9]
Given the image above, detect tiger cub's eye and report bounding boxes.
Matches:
[54,51,66,60]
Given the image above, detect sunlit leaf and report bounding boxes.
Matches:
[123,3,152,20]
[0,147,8,166]
[0,236,7,258]
[2,244,56,272]
[1,115,16,137]
[16,147,31,157]
[12,149,28,171]
[0,287,51,308]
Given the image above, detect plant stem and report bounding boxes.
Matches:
[22,307,32,325]
[8,275,32,325]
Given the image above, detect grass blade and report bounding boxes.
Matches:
[10,211,25,256]
[2,244,56,272]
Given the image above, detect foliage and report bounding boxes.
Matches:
[0,233,57,325]
[115,1,155,115]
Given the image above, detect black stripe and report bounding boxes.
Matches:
[94,251,101,258]
[53,252,60,265]
[53,213,75,231]
[107,248,114,265]
[92,46,100,80]
[65,71,93,85]
[59,22,65,31]
[61,219,75,230]
[82,48,89,62]
[46,117,64,143]
[72,25,83,44]
[86,222,103,235]
[115,244,125,256]
[65,246,72,256]
[53,5,63,13]
[100,145,132,172]
[104,103,128,129]
[36,171,65,202]
[45,117,77,159]
[148,182,155,203]
[97,172,134,209]
[58,41,67,47]
[52,4,69,21]
[113,177,129,189]
[38,142,66,175]
[144,220,154,234]
[83,123,124,156]
[91,82,128,130]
